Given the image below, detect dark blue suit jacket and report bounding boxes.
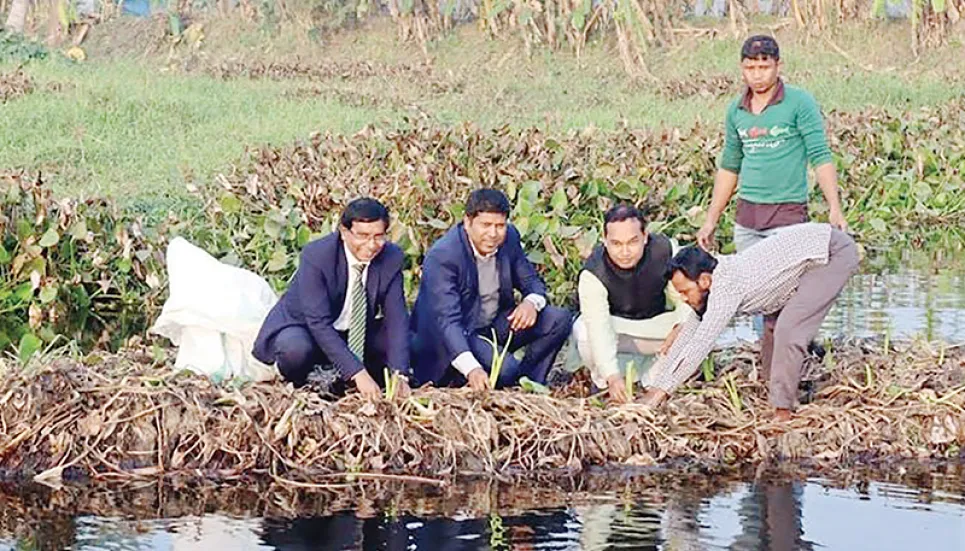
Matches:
[252,232,410,379]
[410,223,546,385]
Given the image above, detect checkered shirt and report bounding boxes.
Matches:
[649,223,834,393]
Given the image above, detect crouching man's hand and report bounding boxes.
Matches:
[352,371,382,399]
[606,374,629,405]
[467,368,491,392]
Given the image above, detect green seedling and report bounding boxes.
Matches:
[383,367,400,400]
[724,373,742,412]
[480,328,514,389]
[701,355,715,382]
[519,376,550,395]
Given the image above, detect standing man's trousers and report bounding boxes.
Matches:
[763,229,860,408]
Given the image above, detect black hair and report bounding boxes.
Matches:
[340,197,390,230]
[603,204,647,234]
[465,189,511,218]
[668,246,718,281]
[741,35,780,61]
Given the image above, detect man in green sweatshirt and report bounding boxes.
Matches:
[694,34,849,366]
[697,35,847,252]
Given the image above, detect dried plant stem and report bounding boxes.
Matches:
[0,341,962,481]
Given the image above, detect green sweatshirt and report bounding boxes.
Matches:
[718,84,833,204]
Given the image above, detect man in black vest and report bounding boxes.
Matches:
[570,204,692,403]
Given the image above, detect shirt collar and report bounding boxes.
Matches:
[465,227,498,260]
[739,78,785,112]
[342,242,367,269]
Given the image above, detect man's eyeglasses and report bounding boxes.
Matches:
[346,228,387,245]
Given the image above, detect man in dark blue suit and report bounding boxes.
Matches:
[252,198,411,398]
[411,189,573,390]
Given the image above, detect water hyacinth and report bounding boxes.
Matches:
[0,171,168,357]
[2,99,965,358]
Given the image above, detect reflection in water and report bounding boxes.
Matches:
[3,474,962,551]
[726,482,813,551]
[721,262,965,345]
[259,510,582,551]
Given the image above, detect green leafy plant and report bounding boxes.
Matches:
[0,171,166,355]
[0,32,48,63]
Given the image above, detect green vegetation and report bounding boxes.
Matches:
[1,14,964,357]
[3,91,964,357]
[0,59,393,202]
[0,30,48,63]
[1,18,963,201]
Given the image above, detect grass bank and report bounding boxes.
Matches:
[1,18,964,200]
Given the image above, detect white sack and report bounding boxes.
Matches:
[150,237,279,382]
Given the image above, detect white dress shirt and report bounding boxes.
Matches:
[333,243,370,332]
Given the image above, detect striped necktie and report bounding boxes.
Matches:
[347,263,367,360]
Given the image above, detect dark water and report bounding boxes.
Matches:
[2,471,963,551]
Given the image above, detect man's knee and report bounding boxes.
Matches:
[771,324,810,356]
[570,316,593,364]
[274,331,316,379]
[541,306,573,338]
[571,316,588,343]
[831,229,861,272]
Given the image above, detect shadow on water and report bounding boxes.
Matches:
[0,466,962,551]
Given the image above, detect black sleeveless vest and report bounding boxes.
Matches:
[582,233,672,320]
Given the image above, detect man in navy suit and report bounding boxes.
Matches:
[410,189,573,390]
[252,198,411,398]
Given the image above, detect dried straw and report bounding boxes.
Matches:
[0,70,34,103]
[0,340,962,485]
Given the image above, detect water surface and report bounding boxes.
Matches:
[2,471,962,550]
[722,251,965,345]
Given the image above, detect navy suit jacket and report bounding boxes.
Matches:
[252,232,410,379]
[410,223,546,385]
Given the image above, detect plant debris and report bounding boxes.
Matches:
[660,72,737,100]
[0,70,34,103]
[0,340,961,483]
[204,58,435,83]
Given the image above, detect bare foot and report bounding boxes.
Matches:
[773,408,792,422]
[640,388,670,408]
